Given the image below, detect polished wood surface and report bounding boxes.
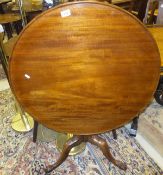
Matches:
[0,14,21,24]
[148,26,163,67]
[9,2,160,135]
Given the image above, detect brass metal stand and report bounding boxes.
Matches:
[11,100,34,132]
[0,33,34,132]
[11,112,34,132]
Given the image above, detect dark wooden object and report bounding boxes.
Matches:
[33,120,38,143]
[112,129,117,139]
[9,2,160,135]
[9,1,160,172]
[137,0,149,21]
[45,135,127,174]
[129,116,139,137]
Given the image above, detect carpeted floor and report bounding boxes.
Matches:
[140,102,163,134]
[0,89,162,175]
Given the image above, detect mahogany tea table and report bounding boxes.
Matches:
[9,1,160,173]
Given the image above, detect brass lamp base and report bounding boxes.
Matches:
[56,133,86,156]
[11,112,34,132]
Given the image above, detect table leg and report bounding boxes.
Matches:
[4,23,12,39]
[44,134,127,174]
[45,135,84,174]
[14,20,23,34]
[88,135,127,171]
[112,129,117,139]
[33,120,38,143]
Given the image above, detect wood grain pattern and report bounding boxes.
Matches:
[9,2,160,135]
[148,26,163,67]
[0,14,21,24]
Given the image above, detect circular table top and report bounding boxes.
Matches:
[9,1,160,135]
[0,13,21,24]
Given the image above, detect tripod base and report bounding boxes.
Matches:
[11,112,34,132]
[56,133,86,156]
[45,135,127,174]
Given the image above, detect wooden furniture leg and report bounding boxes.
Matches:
[33,120,38,143]
[14,21,23,34]
[4,23,12,39]
[44,135,127,174]
[88,135,127,171]
[45,135,84,174]
[129,116,139,137]
[112,129,117,139]
[137,0,148,21]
